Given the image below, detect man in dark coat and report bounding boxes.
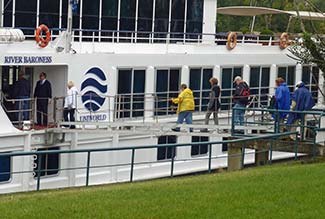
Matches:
[34,72,52,126]
[12,71,31,121]
[202,77,220,132]
[287,81,315,139]
[233,76,249,125]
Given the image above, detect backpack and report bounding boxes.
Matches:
[241,82,250,98]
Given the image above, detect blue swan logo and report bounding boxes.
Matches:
[81,67,107,112]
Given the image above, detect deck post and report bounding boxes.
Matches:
[228,142,242,171]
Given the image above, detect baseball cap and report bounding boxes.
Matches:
[233,76,242,83]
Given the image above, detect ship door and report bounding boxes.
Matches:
[0,66,33,122]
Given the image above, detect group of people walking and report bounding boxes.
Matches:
[273,77,315,136]
[170,76,250,132]
[12,71,78,129]
[170,76,315,135]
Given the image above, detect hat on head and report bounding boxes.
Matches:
[296,81,303,87]
[233,76,242,83]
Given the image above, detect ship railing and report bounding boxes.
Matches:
[52,90,271,125]
[16,27,292,46]
[231,107,325,144]
[0,131,308,192]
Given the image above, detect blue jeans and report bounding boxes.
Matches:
[16,96,30,121]
[175,111,193,131]
[234,103,245,126]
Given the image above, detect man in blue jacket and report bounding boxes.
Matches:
[287,81,315,139]
[274,77,291,130]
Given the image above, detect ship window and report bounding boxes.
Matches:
[189,68,213,112]
[221,67,243,110]
[0,154,11,182]
[137,0,154,41]
[154,0,170,41]
[39,0,60,29]
[249,67,270,107]
[34,147,60,178]
[60,0,80,30]
[170,0,186,41]
[3,0,13,27]
[191,136,209,156]
[302,66,319,103]
[117,69,146,118]
[277,66,296,92]
[155,68,180,116]
[82,0,100,31]
[102,0,118,32]
[157,135,177,160]
[119,0,136,42]
[15,0,37,34]
[186,0,203,39]
[222,137,228,152]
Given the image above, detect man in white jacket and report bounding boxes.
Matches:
[63,81,78,129]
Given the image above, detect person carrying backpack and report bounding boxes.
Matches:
[233,76,250,132]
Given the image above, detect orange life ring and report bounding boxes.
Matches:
[227,32,237,50]
[279,32,289,49]
[35,24,51,48]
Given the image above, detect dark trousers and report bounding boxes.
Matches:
[37,99,48,126]
[63,108,76,129]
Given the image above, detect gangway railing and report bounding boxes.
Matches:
[231,107,325,142]
[0,131,303,192]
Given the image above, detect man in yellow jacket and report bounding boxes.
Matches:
[171,84,195,132]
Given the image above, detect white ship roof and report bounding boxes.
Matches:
[217,6,325,21]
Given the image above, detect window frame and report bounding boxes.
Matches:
[157,135,177,160]
[277,66,296,92]
[116,68,146,119]
[220,66,243,110]
[191,136,209,157]
[189,67,214,112]
[33,147,60,179]
[0,153,12,184]
[249,66,271,107]
[155,67,181,116]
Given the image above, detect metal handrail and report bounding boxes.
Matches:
[0,131,299,191]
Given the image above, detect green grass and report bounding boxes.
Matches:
[1,162,325,219]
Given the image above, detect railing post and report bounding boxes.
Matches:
[86,151,91,186]
[130,148,135,182]
[241,144,245,169]
[170,146,175,177]
[269,139,273,164]
[295,132,299,160]
[231,107,235,135]
[301,114,305,141]
[208,144,212,173]
[36,154,42,191]
[313,129,317,159]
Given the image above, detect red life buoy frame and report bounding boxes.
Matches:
[227,32,237,50]
[35,24,51,48]
[279,32,289,49]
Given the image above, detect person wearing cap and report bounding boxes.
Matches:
[12,70,31,121]
[287,81,315,138]
[34,72,52,126]
[171,84,195,132]
[202,77,221,132]
[233,76,250,130]
[63,81,78,129]
[273,77,290,125]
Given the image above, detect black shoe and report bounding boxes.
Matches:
[171,128,180,132]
